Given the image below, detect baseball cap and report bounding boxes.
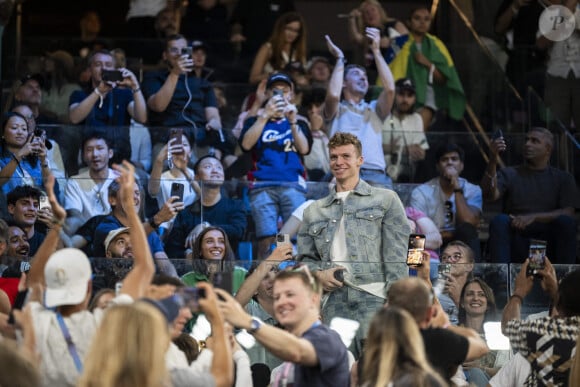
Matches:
[141,296,180,323]
[104,227,130,253]
[44,248,92,308]
[395,78,415,94]
[266,72,293,89]
[19,73,44,88]
[191,40,207,52]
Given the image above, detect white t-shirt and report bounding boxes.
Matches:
[488,353,530,387]
[64,169,118,224]
[156,169,197,229]
[30,294,133,387]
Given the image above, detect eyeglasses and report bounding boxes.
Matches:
[444,200,454,224]
[440,252,463,263]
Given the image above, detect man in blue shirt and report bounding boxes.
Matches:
[69,49,146,164]
[240,72,312,258]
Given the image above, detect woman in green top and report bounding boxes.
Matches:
[181,225,247,295]
[181,226,247,332]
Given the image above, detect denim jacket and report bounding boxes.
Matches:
[297,179,410,287]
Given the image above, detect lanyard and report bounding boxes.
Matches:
[55,312,83,373]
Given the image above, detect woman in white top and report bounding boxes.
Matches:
[149,133,198,234]
[248,11,308,85]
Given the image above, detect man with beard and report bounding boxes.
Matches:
[481,127,578,264]
[165,155,246,258]
[0,224,30,276]
[92,179,179,276]
[65,133,117,235]
[6,185,53,256]
[383,78,429,182]
[104,227,133,259]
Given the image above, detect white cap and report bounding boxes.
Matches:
[104,227,130,253]
[44,248,92,308]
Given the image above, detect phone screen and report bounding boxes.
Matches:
[39,195,50,211]
[527,239,547,276]
[170,182,185,202]
[406,234,426,266]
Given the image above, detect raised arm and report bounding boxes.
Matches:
[367,27,395,120]
[480,137,506,201]
[197,282,234,387]
[114,161,155,299]
[323,35,345,124]
[234,245,292,306]
[27,174,64,289]
[501,259,533,333]
[217,289,319,366]
[119,67,147,124]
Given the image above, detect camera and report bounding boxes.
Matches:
[276,233,290,247]
[101,70,124,82]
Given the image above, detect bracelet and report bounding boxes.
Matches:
[289,121,297,126]
[51,217,64,226]
[42,163,49,169]
[510,294,524,303]
[94,88,104,108]
[132,87,141,94]
[149,216,160,230]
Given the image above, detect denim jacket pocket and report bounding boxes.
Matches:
[355,208,384,241]
[307,220,330,255]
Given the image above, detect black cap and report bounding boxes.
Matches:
[266,72,293,89]
[191,40,207,52]
[395,78,415,94]
[19,73,44,88]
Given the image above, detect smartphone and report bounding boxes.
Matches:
[175,286,206,310]
[273,89,284,97]
[276,233,290,247]
[406,234,426,266]
[491,128,504,140]
[211,271,234,295]
[168,128,184,146]
[526,239,547,277]
[39,194,50,211]
[181,47,193,58]
[333,269,344,282]
[101,69,124,82]
[170,182,185,202]
[438,263,451,276]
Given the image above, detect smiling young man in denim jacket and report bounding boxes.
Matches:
[297,132,409,357]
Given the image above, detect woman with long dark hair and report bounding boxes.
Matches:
[0,112,51,195]
[249,12,308,85]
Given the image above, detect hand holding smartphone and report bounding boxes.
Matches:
[170,182,185,203]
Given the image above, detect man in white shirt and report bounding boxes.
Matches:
[383,78,429,182]
[64,133,118,235]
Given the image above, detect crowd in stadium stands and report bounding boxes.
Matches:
[0,1,580,386]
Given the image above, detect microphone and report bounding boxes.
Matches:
[337,13,354,18]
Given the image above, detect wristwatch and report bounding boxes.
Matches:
[453,187,464,195]
[248,317,263,335]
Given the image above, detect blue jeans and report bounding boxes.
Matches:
[488,213,577,264]
[249,186,306,238]
[360,168,393,190]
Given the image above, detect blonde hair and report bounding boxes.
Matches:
[78,302,170,387]
[359,0,391,27]
[361,307,447,387]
